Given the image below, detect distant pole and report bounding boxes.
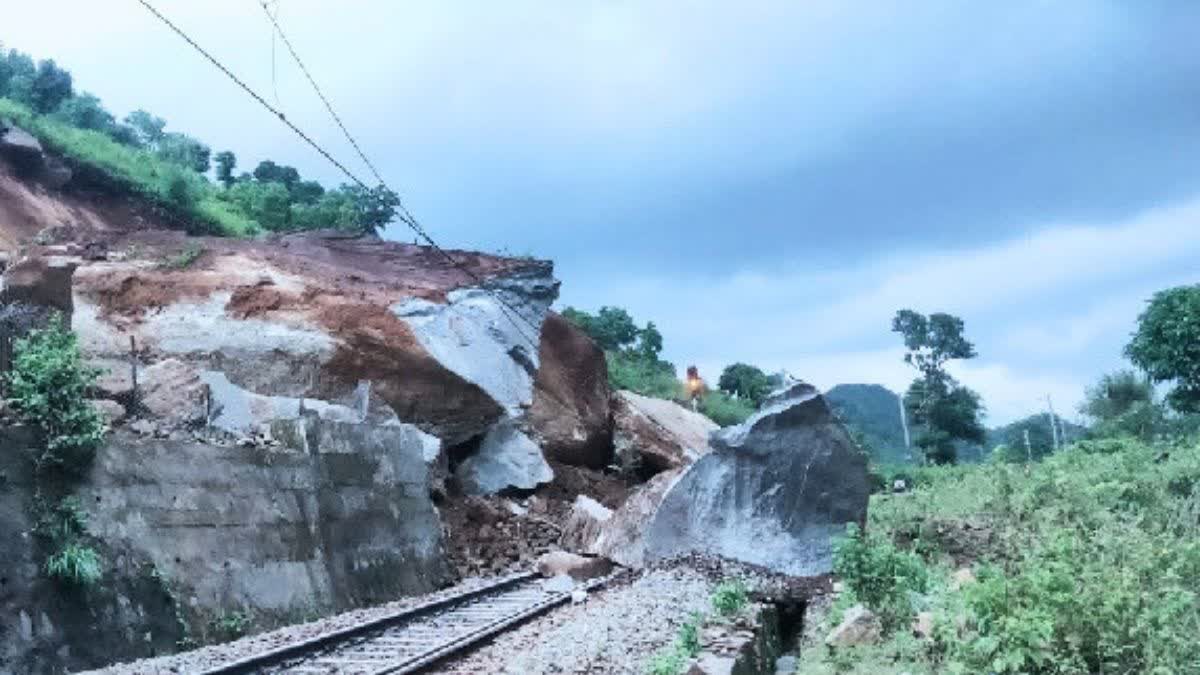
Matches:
[1023,429,1032,463]
[898,395,911,450]
[1046,394,1060,452]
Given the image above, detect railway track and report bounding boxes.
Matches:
[200,571,612,675]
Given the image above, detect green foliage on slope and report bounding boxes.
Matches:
[0,44,398,237]
[800,432,1200,674]
[826,384,911,465]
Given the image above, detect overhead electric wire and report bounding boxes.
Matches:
[139,0,699,440]
[135,0,541,348]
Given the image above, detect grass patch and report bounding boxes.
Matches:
[800,435,1200,674]
[44,542,103,586]
[0,97,260,237]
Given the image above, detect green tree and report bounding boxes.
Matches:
[341,184,399,234]
[214,151,237,188]
[52,92,114,132]
[253,159,301,189]
[562,306,640,351]
[19,59,73,114]
[717,362,771,406]
[156,132,211,173]
[1080,370,1162,440]
[1126,284,1200,413]
[124,109,167,147]
[893,309,985,464]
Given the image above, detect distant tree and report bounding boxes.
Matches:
[893,309,985,464]
[562,306,640,351]
[124,109,167,147]
[637,321,663,358]
[1080,370,1162,441]
[0,49,36,103]
[51,92,114,132]
[155,133,211,173]
[1126,284,1200,413]
[290,179,325,205]
[22,59,73,114]
[718,363,771,406]
[341,184,398,234]
[214,151,237,188]
[253,160,301,189]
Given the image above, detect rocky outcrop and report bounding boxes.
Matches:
[0,419,449,674]
[527,312,613,469]
[825,605,882,646]
[640,382,869,576]
[0,124,44,175]
[456,417,555,495]
[559,495,614,553]
[613,390,717,476]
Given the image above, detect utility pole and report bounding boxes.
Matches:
[898,394,911,450]
[1046,394,1060,452]
[1023,428,1032,463]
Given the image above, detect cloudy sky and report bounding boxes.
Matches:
[6,1,1200,424]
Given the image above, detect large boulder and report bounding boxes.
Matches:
[455,417,555,495]
[0,124,44,175]
[0,254,78,316]
[526,312,613,468]
[640,382,869,576]
[590,468,683,567]
[612,390,718,475]
[559,495,614,553]
[64,232,560,447]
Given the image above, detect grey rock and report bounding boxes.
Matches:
[825,604,882,646]
[643,381,869,576]
[542,574,575,593]
[90,399,127,426]
[558,495,613,554]
[456,417,554,495]
[591,469,682,568]
[0,124,44,174]
[535,551,613,582]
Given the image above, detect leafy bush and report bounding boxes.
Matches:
[607,349,682,400]
[44,542,102,586]
[645,612,705,675]
[210,610,254,642]
[5,316,105,474]
[696,391,756,427]
[808,434,1200,674]
[833,524,930,632]
[710,579,749,618]
[35,497,104,589]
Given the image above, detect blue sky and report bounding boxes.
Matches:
[7,1,1200,424]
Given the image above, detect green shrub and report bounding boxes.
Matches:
[697,391,756,427]
[833,524,929,632]
[607,349,682,400]
[5,316,105,474]
[44,542,102,587]
[210,610,253,642]
[160,243,206,270]
[711,579,749,618]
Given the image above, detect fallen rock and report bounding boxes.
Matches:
[912,611,935,640]
[456,417,554,495]
[825,605,882,647]
[535,551,613,582]
[570,589,588,604]
[201,371,370,436]
[0,124,44,175]
[612,390,718,475]
[558,495,613,554]
[642,382,869,576]
[0,255,78,316]
[590,469,682,567]
[90,399,127,426]
[138,359,205,425]
[526,312,613,468]
[91,358,135,401]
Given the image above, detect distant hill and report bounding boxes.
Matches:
[825,384,913,465]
